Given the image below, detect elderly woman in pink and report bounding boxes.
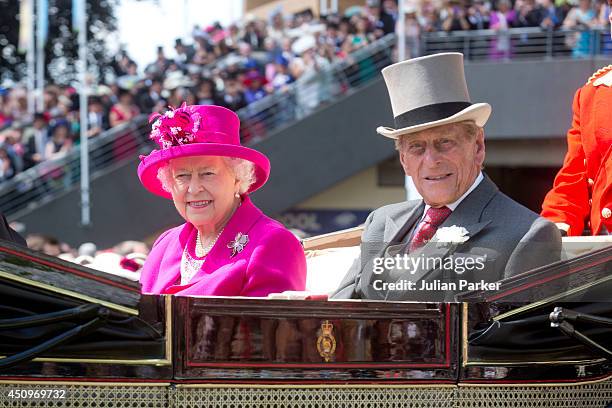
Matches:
[137,104,306,296]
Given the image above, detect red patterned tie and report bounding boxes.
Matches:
[409,206,452,252]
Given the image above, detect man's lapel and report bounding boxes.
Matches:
[444,174,498,227]
[384,203,424,243]
[358,202,424,299]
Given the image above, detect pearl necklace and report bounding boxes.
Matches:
[179,229,224,285]
[195,229,224,258]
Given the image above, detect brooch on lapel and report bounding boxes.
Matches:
[434,226,470,248]
[227,233,249,257]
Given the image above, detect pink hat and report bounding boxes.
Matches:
[242,70,268,87]
[138,104,270,199]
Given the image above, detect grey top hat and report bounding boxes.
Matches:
[376,53,491,139]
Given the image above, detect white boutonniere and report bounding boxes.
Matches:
[434,226,470,248]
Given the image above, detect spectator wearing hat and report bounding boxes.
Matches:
[542,3,612,236]
[322,22,343,55]
[87,96,109,139]
[333,53,561,301]
[243,19,265,50]
[45,122,73,161]
[220,74,247,112]
[22,113,49,169]
[192,40,212,66]
[267,56,294,92]
[138,104,306,296]
[336,17,354,49]
[243,71,268,105]
[379,0,399,35]
[145,46,171,77]
[265,56,296,124]
[174,38,196,68]
[116,61,141,90]
[291,35,333,117]
[42,89,58,119]
[113,50,134,77]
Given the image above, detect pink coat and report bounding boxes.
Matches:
[140,196,306,296]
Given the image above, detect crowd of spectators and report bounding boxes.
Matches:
[1,0,610,186]
[0,85,130,184]
[397,0,611,58]
[24,231,149,281]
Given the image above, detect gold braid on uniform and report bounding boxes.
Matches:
[587,64,612,85]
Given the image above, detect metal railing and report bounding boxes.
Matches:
[236,33,396,142]
[0,117,151,217]
[422,27,612,61]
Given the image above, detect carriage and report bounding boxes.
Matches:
[0,233,610,407]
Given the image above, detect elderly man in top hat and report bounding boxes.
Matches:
[333,53,562,301]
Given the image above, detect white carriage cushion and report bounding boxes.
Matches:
[304,246,361,294]
[561,236,612,259]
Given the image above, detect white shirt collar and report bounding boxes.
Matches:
[422,172,484,217]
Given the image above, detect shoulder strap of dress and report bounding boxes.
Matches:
[586,64,612,85]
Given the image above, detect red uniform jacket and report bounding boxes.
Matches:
[542,65,612,235]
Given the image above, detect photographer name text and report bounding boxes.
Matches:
[372,279,500,292]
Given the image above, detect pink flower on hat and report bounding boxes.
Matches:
[149,102,202,149]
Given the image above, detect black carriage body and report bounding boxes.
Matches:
[0,241,610,407]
